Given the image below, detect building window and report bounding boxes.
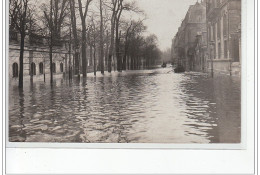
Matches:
[39,62,43,74]
[188,30,191,42]
[223,14,228,36]
[233,37,240,62]
[210,26,214,41]
[218,42,221,59]
[212,0,215,7]
[52,62,56,73]
[213,24,216,41]
[12,63,18,77]
[31,62,36,76]
[216,0,220,6]
[60,63,63,72]
[207,27,210,42]
[224,40,228,58]
[217,20,221,39]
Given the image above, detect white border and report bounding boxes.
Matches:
[6,0,247,150]
[4,0,256,174]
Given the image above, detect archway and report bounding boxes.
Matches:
[60,62,63,73]
[52,62,56,73]
[12,62,18,77]
[31,62,36,75]
[39,62,43,74]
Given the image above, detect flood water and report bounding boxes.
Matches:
[9,67,241,143]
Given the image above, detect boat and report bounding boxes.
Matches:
[174,65,185,73]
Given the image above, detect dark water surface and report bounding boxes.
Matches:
[9,67,241,143]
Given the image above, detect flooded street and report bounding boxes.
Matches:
[9,67,241,143]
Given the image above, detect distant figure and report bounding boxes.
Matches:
[161,62,167,68]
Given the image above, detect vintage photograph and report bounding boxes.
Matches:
[8,0,241,143]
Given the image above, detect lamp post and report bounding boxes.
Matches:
[209,41,215,78]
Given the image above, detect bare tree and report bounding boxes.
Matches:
[106,0,120,72]
[106,0,143,72]
[78,0,93,78]
[99,0,104,74]
[9,0,31,88]
[122,19,146,70]
[114,0,123,72]
[69,0,80,76]
[41,0,69,84]
[106,0,121,72]
[87,16,99,76]
[143,34,161,68]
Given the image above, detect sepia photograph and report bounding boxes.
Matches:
[8,0,242,144]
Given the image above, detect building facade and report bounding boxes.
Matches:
[9,30,73,82]
[171,1,207,71]
[171,0,241,76]
[206,0,241,76]
[8,30,99,84]
[194,30,208,72]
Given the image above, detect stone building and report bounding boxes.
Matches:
[194,31,208,72]
[9,30,72,83]
[8,29,99,84]
[171,1,207,71]
[206,0,241,76]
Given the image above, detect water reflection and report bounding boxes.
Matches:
[9,67,241,143]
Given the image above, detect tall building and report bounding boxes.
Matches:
[171,1,207,71]
[194,30,208,72]
[206,0,241,76]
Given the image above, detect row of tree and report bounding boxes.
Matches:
[9,0,162,88]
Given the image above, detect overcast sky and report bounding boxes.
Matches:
[136,0,198,51]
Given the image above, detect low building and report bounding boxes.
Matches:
[8,29,99,84]
[9,30,72,83]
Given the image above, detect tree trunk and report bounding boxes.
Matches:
[123,54,126,70]
[82,22,87,78]
[123,39,128,71]
[100,0,104,74]
[130,56,134,70]
[50,0,53,84]
[90,45,93,66]
[115,14,122,72]
[50,44,53,83]
[94,45,96,76]
[108,22,115,73]
[116,27,121,72]
[127,55,130,70]
[105,31,109,68]
[69,0,80,75]
[18,33,25,89]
